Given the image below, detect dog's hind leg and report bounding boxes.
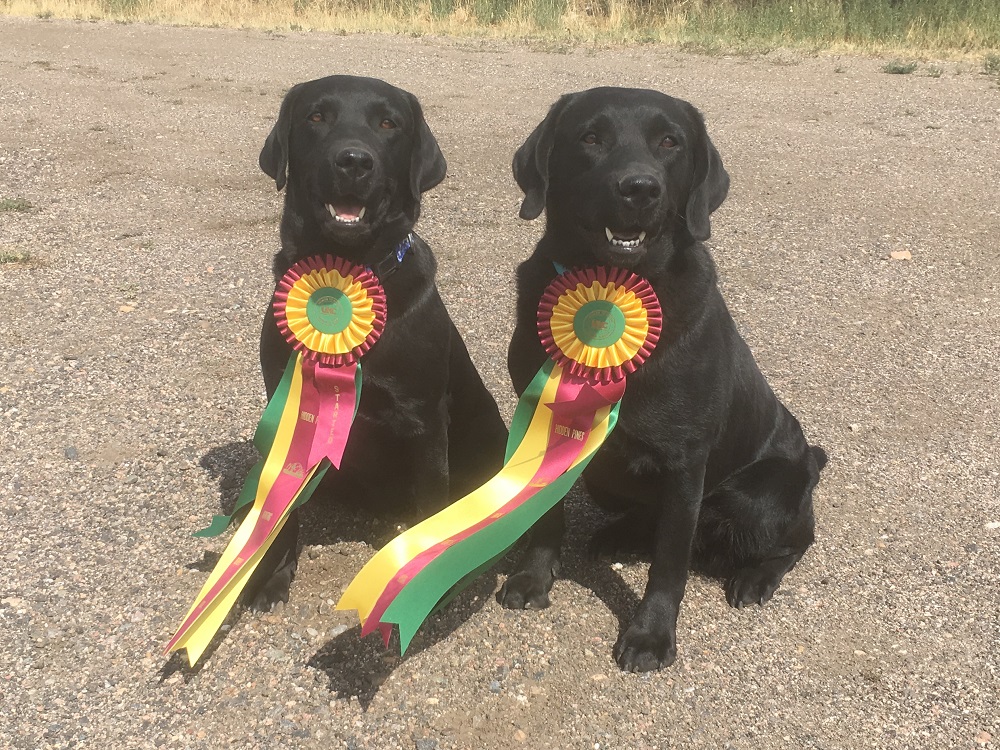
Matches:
[443,323,508,500]
[587,507,658,560]
[724,541,809,608]
[696,452,820,609]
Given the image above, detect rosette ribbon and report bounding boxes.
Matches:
[337,266,661,653]
[165,255,386,666]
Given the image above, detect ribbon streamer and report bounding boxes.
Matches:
[193,355,361,539]
[164,354,358,665]
[165,256,385,666]
[338,266,660,653]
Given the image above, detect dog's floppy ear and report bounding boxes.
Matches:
[407,92,447,200]
[259,83,305,192]
[684,107,730,242]
[512,94,573,221]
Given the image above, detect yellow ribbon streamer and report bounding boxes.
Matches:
[167,357,321,665]
[337,362,610,630]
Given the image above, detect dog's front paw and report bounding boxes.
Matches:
[242,558,297,612]
[496,571,554,610]
[614,622,677,673]
[725,566,781,609]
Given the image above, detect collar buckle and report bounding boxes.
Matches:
[369,233,414,280]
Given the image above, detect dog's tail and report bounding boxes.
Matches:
[810,445,829,472]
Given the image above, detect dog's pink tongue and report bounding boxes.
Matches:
[332,203,364,220]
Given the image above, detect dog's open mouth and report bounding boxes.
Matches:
[326,201,367,225]
[605,228,647,252]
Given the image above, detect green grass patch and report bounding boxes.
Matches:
[679,0,999,55]
[882,60,918,74]
[0,249,33,264]
[530,0,563,30]
[101,0,147,13]
[0,197,33,213]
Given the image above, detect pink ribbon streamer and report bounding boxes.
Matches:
[165,358,359,652]
[304,359,358,470]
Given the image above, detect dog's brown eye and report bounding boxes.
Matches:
[581,132,599,145]
[660,136,677,149]
[380,119,397,130]
[308,112,323,123]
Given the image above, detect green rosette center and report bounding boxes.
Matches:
[572,300,627,348]
[306,287,353,335]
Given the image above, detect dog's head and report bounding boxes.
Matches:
[513,87,729,272]
[260,75,446,258]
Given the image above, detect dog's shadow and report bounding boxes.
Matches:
[558,489,645,646]
[158,443,257,684]
[191,443,643,706]
[305,533,641,711]
[304,487,645,709]
[198,441,426,545]
[199,440,258,514]
[307,569,501,709]
[158,442,411,683]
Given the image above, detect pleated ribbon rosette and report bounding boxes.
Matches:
[165,255,386,666]
[338,266,662,653]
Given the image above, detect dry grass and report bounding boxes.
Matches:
[4,0,556,36]
[3,0,998,55]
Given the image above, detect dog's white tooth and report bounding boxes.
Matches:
[358,206,366,220]
[327,204,337,218]
[605,227,614,242]
[639,231,646,243]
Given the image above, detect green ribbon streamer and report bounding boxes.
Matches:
[504,360,554,462]
[194,354,362,538]
[426,360,557,617]
[383,361,621,652]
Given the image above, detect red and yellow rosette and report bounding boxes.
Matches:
[538,266,660,382]
[165,255,385,666]
[275,255,386,367]
[338,266,661,653]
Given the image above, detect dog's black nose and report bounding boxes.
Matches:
[335,147,375,175]
[618,174,661,208]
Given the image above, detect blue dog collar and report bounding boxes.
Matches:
[369,233,414,280]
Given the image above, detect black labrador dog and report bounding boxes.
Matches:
[498,87,827,672]
[241,75,508,611]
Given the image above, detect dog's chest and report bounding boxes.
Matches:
[352,373,443,439]
[598,407,689,476]
[589,365,723,480]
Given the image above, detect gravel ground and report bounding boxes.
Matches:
[1,15,998,750]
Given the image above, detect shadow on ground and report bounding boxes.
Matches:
[198,440,443,545]
[188,445,647,706]
[304,489,647,709]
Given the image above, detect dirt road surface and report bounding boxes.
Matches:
[1,15,998,750]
